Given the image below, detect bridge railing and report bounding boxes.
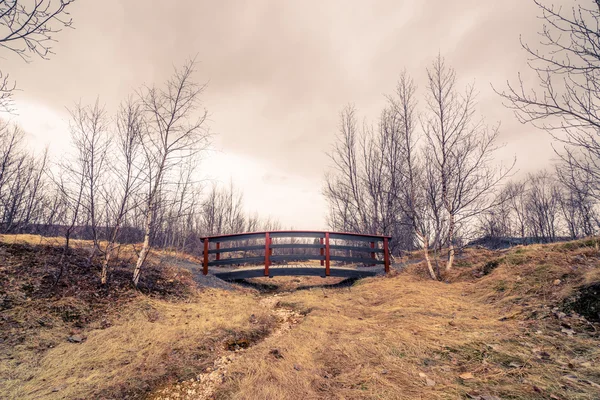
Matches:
[200,230,391,277]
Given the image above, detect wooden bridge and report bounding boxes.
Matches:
[201,230,391,280]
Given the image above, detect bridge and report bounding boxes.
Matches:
[201,230,391,280]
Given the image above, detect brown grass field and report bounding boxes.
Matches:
[1,234,599,399]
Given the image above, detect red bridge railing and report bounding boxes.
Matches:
[200,230,391,277]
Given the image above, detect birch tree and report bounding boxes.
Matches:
[132,60,209,287]
[387,72,437,280]
[423,55,513,272]
[67,99,110,260]
[99,98,144,284]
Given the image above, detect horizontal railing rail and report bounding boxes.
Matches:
[200,230,391,277]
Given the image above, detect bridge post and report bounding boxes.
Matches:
[203,238,209,275]
[320,238,324,266]
[264,232,270,276]
[383,237,390,274]
[325,232,330,276]
[370,241,375,266]
[216,242,220,261]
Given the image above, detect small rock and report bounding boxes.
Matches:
[538,351,551,360]
[51,385,66,392]
[508,362,524,368]
[426,378,436,387]
[67,335,84,343]
[555,311,567,319]
[294,364,302,371]
[561,328,575,336]
[553,279,561,286]
[380,369,388,375]
[418,372,427,378]
[466,395,501,400]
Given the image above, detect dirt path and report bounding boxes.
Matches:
[150,293,303,400]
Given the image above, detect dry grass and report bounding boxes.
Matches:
[211,240,600,400]
[0,233,203,265]
[2,234,600,399]
[0,233,92,249]
[0,235,275,399]
[245,275,349,293]
[3,291,275,399]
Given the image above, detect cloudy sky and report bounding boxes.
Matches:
[6,0,559,229]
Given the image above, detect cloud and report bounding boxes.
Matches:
[2,0,565,228]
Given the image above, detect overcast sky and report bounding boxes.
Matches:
[6,0,560,229]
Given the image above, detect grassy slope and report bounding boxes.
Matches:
[212,240,600,400]
[0,235,275,399]
[1,235,599,399]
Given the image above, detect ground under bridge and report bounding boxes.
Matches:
[201,230,391,280]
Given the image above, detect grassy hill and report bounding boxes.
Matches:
[1,234,599,399]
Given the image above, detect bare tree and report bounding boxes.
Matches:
[423,55,514,272]
[324,103,414,254]
[67,99,109,262]
[498,0,600,200]
[0,122,49,233]
[0,120,24,198]
[386,72,438,279]
[525,171,561,242]
[0,0,75,112]
[556,154,598,238]
[201,181,246,236]
[132,59,209,287]
[324,105,368,234]
[98,98,144,284]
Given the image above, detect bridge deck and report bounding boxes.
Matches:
[211,265,384,280]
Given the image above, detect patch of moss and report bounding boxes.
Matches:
[504,253,528,265]
[494,280,507,292]
[558,238,599,251]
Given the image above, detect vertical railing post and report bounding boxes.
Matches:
[383,237,390,274]
[370,241,375,266]
[203,238,209,275]
[264,232,270,276]
[216,242,220,261]
[325,232,330,276]
[320,237,324,266]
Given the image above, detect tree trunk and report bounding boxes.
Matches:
[417,231,437,280]
[445,212,456,272]
[132,207,152,287]
[101,250,110,285]
[101,225,121,285]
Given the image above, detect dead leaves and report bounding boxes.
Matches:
[459,372,474,380]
